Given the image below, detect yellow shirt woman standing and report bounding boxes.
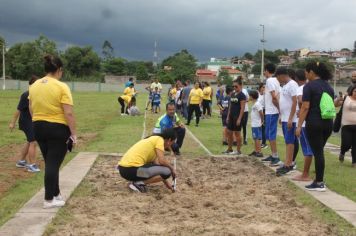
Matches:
[202,82,213,117]
[186,82,203,126]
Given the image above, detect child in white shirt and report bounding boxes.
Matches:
[248,90,264,157]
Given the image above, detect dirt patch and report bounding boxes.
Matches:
[48,156,336,236]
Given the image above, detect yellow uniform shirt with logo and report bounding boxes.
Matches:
[170,88,177,99]
[120,87,134,104]
[29,76,73,125]
[203,86,212,100]
[189,88,203,104]
[119,136,165,167]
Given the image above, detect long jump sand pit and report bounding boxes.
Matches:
[47,155,335,236]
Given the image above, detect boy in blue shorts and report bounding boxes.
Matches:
[218,86,232,145]
[152,87,161,113]
[275,67,298,176]
[248,90,264,157]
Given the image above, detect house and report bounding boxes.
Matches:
[338,64,356,79]
[331,49,353,59]
[278,55,296,66]
[289,48,310,59]
[207,58,235,76]
[220,66,243,79]
[307,51,331,59]
[196,69,217,82]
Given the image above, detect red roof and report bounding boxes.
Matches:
[196,69,217,77]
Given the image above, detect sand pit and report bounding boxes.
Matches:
[48,155,336,236]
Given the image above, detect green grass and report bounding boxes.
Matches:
[0,90,146,226]
[187,107,356,234]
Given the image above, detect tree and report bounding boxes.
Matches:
[243,52,253,60]
[218,69,233,86]
[135,64,149,80]
[251,64,262,75]
[62,46,101,77]
[292,58,334,74]
[102,57,127,75]
[102,40,114,60]
[6,35,58,80]
[160,49,197,81]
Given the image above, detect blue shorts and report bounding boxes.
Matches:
[265,114,279,141]
[152,102,160,107]
[300,127,313,157]
[251,127,262,140]
[282,122,296,144]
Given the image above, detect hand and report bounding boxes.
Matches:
[287,120,293,130]
[236,119,241,126]
[9,122,15,131]
[295,127,301,138]
[171,169,177,179]
[278,118,282,125]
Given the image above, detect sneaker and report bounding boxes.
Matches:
[27,164,40,173]
[270,157,282,167]
[43,199,66,209]
[121,113,128,116]
[339,153,344,163]
[248,151,257,157]
[255,152,264,158]
[222,141,228,145]
[276,166,291,176]
[229,151,239,155]
[291,162,297,170]
[261,144,268,149]
[54,194,64,201]
[222,149,234,154]
[261,155,273,162]
[305,182,326,192]
[129,182,147,193]
[16,160,27,168]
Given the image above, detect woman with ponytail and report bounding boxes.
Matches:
[29,54,77,208]
[296,61,334,191]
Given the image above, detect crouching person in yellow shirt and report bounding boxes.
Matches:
[117,128,177,193]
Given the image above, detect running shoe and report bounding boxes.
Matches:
[43,199,65,209]
[27,164,40,173]
[276,166,291,176]
[222,149,234,154]
[248,151,257,157]
[270,157,282,167]
[305,182,326,192]
[16,160,27,168]
[255,152,264,158]
[261,144,268,149]
[129,182,147,193]
[261,155,273,162]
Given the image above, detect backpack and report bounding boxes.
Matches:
[320,92,336,119]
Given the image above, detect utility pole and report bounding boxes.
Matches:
[2,40,5,90]
[153,40,158,69]
[260,24,266,82]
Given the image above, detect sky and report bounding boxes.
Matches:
[1,0,356,61]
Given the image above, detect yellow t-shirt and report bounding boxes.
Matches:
[170,88,177,99]
[203,86,212,100]
[189,88,203,104]
[29,76,73,125]
[120,87,134,104]
[119,136,165,167]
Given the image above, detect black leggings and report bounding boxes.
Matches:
[306,120,333,182]
[261,110,266,145]
[341,125,356,163]
[118,97,128,114]
[118,163,171,181]
[242,112,248,142]
[202,99,211,116]
[33,121,70,200]
[187,104,201,125]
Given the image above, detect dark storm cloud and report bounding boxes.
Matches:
[1,0,356,61]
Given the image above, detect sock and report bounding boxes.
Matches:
[272,153,278,158]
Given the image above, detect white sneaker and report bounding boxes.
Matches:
[43,199,66,209]
[54,194,64,201]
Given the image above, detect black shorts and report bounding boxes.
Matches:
[221,115,227,127]
[20,124,35,142]
[118,163,171,181]
[227,116,242,132]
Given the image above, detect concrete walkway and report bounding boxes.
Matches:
[0,152,98,236]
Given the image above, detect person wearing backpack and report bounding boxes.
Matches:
[296,61,335,192]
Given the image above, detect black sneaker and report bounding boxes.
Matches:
[339,153,344,163]
[276,166,291,176]
[255,152,264,158]
[129,182,147,193]
[261,155,273,162]
[270,157,282,167]
[248,151,257,157]
[305,181,326,192]
[222,141,228,145]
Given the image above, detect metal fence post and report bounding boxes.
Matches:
[71,81,75,92]
[98,82,101,92]
[17,80,21,90]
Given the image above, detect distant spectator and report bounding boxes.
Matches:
[118,83,136,115]
[257,83,267,149]
[186,82,203,127]
[125,77,134,88]
[181,80,192,119]
[152,87,161,113]
[145,79,154,111]
[240,76,250,145]
[150,78,162,92]
[128,97,140,116]
[248,90,264,158]
[218,86,233,145]
[347,71,356,94]
[9,75,40,173]
[202,81,213,118]
[216,82,224,104]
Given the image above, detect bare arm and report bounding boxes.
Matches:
[259,110,264,125]
[295,101,310,137]
[62,104,77,142]
[288,96,297,128]
[155,149,175,177]
[237,100,246,125]
[9,110,20,131]
[271,91,280,112]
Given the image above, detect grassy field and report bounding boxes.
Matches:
[0,90,145,226]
